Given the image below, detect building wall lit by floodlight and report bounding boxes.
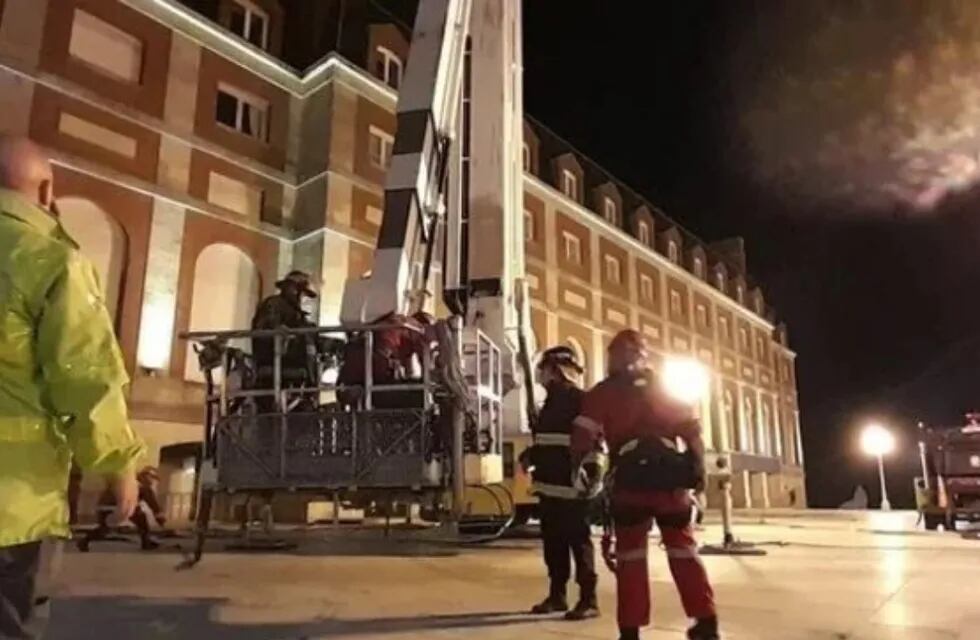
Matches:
[0,0,804,514]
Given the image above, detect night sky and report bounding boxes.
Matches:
[522,1,980,508]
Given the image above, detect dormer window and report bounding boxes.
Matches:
[754,296,764,314]
[230,0,269,49]
[375,46,403,89]
[736,284,744,304]
[638,221,651,246]
[561,169,578,201]
[667,241,679,263]
[693,257,704,278]
[715,271,725,291]
[603,197,618,225]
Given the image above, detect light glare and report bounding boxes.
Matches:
[861,423,896,456]
[662,357,710,405]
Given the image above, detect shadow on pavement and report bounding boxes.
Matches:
[49,596,536,639]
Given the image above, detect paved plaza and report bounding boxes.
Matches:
[48,512,979,639]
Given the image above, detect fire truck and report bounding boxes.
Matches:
[180,0,539,560]
[915,415,980,530]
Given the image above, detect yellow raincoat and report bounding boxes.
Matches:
[0,188,144,547]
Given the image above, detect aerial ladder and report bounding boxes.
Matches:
[182,0,534,559]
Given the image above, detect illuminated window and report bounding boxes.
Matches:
[604,255,621,284]
[368,126,394,169]
[524,209,534,242]
[696,304,708,328]
[736,284,744,304]
[667,241,679,263]
[693,257,704,278]
[638,220,650,246]
[562,231,582,264]
[715,271,725,291]
[754,295,764,314]
[69,10,143,83]
[215,83,268,141]
[375,46,403,89]
[522,142,531,172]
[229,0,269,49]
[639,274,654,303]
[561,169,578,200]
[669,290,682,317]
[603,197,618,225]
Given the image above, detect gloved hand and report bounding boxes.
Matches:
[601,532,617,572]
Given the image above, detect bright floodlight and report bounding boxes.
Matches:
[662,357,710,405]
[860,423,895,456]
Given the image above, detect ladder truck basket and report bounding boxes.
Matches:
[182,321,503,493]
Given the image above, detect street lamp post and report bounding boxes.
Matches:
[861,423,896,511]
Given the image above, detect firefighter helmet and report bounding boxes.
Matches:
[538,346,584,373]
[607,329,649,374]
[275,270,317,298]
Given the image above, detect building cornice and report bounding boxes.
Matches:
[524,175,775,332]
[123,0,398,107]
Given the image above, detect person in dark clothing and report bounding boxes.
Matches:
[251,270,319,402]
[77,468,167,552]
[528,346,599,620]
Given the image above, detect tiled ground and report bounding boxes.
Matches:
[49,512,979,639]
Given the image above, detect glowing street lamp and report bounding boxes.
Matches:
[662,356,710,406]
[861,423,896,511]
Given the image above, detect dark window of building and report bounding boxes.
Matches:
[216,90,238,128]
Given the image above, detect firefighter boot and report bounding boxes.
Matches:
[618,627,640,640]
[564,586,599,620]
[687,616,720,640]
[530,584,568,614]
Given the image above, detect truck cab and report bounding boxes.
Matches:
[916,415,980,530]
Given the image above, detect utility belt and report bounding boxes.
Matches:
[610,437,700,492]
[529,431,607,500]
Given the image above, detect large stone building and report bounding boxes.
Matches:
[0,0,804,517]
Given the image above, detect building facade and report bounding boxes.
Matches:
[0,0,804,517]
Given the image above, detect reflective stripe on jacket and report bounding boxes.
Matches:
[530,382,582,500]
[0,189,144,546]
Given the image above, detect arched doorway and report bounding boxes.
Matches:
[57,197,127,322]
[183,243,261,382]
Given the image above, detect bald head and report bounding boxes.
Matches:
[0,136,54,210]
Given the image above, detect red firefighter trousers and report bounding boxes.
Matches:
[612,490,716,628]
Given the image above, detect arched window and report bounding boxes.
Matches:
[184,243,261,382]
[667,241,679,263]
[693,257,704,278]
[57,197,127,322]
[742,395,755,453]
[759,402,771,456]
[715,271,725,291]
[723,389,738,452]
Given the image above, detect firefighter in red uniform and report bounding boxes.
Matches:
[571,329,719,640]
